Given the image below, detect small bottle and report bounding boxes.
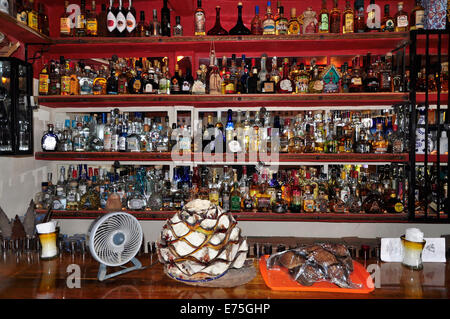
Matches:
[75,0,87,37]
[318,0,329,33]
[125,0,137,36]
[410,0,425,30]
[394,2,408,32]
[173,16,183,36]
[27,0,38,31]
[288,7,301,35]
[207,6,228,35]
[381,4,395,32]
[194,0,205,36]
[329,0,341,33]
[262,1,276,35]
[342,0,354,33]
[41,124,59,151]
[136,11,148,37]
[251,5,263,35]
[86,0,98,37]
[275,6,288,35]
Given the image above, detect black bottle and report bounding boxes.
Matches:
[161,0,171,36]
[106,69,118,94]
[229,2,251,35]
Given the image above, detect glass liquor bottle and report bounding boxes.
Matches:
[106,0,117,36]
[170,64,182,94]
[349,56,363,92]
[277,58,295,93]
[41,124,59,151]
[378,54,392,92]
[207,6,228,35]
[394,2,408,32]
[161,0,170,36]
[194,0,205,36]
[97,3,107,37]
[173,16,182,36]
[302,7,318,34]
[60,60,71,96]
[86,1,98,36]
[229,2,251,35]
[75,0,86,37]
[27,0,38,31]
[93,67,107,95]
[230,170,242,212]
[381,4,395,32]
[125,0,136,37]
[115,0,126,36]
[318,0,329,33]
[308,64,323,93]
[372,123,388,153]
[342,0,354,33]
[410,0,425,30]
[275,6,288,35]
[262,1,276,35]
[296,63,309,93]
[38,63,49,96]
[363,65,380,92]
[288,7,301,35]
[251,5,263,35]
[137,11,148,37]
[290,176,302,213]
[209,169,220,206]
[258,54,268,92]
[329,0,341,33]
[150,9,161,36]
[256,172,272,212]
[354,0,366,33]
[37,3,49,36]
[16,0,27,24]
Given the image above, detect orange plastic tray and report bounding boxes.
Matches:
[259,255,375,294]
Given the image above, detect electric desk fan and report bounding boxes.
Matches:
[88,212,143,281]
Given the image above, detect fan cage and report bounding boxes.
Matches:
[88,212,143,267]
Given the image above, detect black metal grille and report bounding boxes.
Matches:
[409,29,449,222]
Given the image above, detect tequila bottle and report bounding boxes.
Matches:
[251,5,263,35]
[329,0,341,33]
[41,124,59,151]
[230,170,242,212]
[262,1,276,35]
[381,4,395,32]
[194,0,206,36]
[288,7,301,35]
[318,0,329,33]
[342,0,354,33]
[275,6,288,35]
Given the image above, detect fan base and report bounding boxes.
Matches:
[97,257,143,281]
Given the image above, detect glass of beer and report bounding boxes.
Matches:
[36,221,59,260]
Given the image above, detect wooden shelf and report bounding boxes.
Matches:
[0,11,51,44]
[43,33,409,59]
[34,152,410,163]
[36,209,409,223]
[36,92,408,108]
[415,154,449,163]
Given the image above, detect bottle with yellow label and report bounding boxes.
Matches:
[342,0,354,33]
[69,63,80,95]
[60,59,71,95]
[288,7,301,35]
[27,0,39,31]
[86,1,98,36]
[38,64,49,96]
[60,1,72,37]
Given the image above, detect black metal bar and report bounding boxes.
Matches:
[436,33,441,219]
[408,31,417,221]
[424,33,429,219]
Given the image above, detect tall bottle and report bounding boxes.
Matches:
[75,0,87,37]
[151,9,161,36]
[251,5,263,35]
[410,0,425,30]
[86,1,98,36]
[207,6,228,35]
[229,2,251,35]
[275,6,288,35]
[60,1,72,37]
[381,4,395,32]
[97,3,108,36]
[318,0,329,33]
[137,11,148,37]
[394,2,408,32]
[115,0,127,36]
[354,0,366,33]
[27,0,38,31]
[342,0,354,33]
[194,0,205,36]
[38,3,49,36]
[107,0,117,36]
[263,1,276,35]
[230,170,242,212]
[125,0,136,36]
[277,58,295,93]
[329,0,341,33]
[161,0,171,36]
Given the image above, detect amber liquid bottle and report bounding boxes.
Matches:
[342,0,354,33]
[38,3,49,36]
[97,4,107,37]
[410,0,425,30]
[354,0,365,33]
[318,0,329,33]
[194,0,206,36]
[394,2,409,32]
[288,7,301,35]
[207,6,228,35]
[329,0,341,33]
[60,1,72,37]
[251,5,263,35]
[381,4,395,32]
[86,1,98,37]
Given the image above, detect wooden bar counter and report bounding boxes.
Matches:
[0,250,448,299]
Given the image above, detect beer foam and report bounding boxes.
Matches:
[405,228,424,243]
[36,221,56,234]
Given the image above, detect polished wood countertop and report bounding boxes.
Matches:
[0,250,448,299]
